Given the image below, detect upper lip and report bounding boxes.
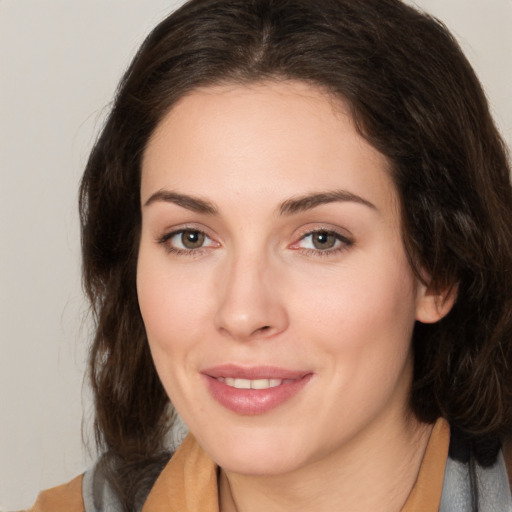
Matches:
[201,364,310,380]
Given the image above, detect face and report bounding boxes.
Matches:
[137,81,432,476]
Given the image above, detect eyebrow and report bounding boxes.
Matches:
[279,190,376,215]
[143,189,376,216]
[143,190,218,215]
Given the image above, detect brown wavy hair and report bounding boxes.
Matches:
[79,0,512,508]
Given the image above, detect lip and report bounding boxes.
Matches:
[201,364,313,415]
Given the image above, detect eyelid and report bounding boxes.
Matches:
[157,224,221,254]
[289,225,354,253]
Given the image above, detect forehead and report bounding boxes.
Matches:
[141,80,397,215]
[145,80,355,158]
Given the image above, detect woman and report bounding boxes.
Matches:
[30,0,512,510]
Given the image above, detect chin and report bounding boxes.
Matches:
[197,422,313,476]
[216,448,302,477]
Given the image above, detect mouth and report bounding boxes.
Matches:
[201,365,313,415]
[216,377,294,389]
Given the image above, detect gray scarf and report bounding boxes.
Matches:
[440,450,512,512]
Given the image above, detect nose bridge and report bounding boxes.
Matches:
[214,243,287,341]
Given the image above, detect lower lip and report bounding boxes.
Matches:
[203,374,313,415]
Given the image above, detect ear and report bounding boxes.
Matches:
[415,278,458,324]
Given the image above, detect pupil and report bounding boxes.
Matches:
[182,230,204,249]
[313,232,335,250]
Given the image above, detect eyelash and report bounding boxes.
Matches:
[157,227,217,256]
[157,227,353,257]
[292,228,354,257]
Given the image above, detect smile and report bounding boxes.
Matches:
[202,365,313,415]
[216,377,292,389]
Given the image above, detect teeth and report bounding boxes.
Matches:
[221,377,284,389]
[234,378,251,389]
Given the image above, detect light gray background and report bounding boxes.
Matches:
[1,0,510,509]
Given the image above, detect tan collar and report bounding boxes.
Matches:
[142,433,219,512]
[143,418,450,512]
[400,418,450,511]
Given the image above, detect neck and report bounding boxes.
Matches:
[219,414,433,512]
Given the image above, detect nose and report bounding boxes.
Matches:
[214,252,289,342]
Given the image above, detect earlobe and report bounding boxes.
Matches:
[415,281,458,324]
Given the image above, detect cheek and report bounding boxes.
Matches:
[294,260,417,343]
[290,250,418,392]
[136,246,209,364]
[136,260,209,414]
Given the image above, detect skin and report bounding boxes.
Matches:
[137,80,453,511]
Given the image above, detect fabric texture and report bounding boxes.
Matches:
[82,463,122,512]
[28,474,84,512]
[440,450,512,512]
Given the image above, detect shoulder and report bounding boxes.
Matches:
[27,474,84,512]
[27,461,119,512]
[27,456,159,512]
[440,429,512,511]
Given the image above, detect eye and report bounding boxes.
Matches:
[175,230,207,249]
[301,231,339,250]
[292,229,353,255]
[159,228,218,253]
